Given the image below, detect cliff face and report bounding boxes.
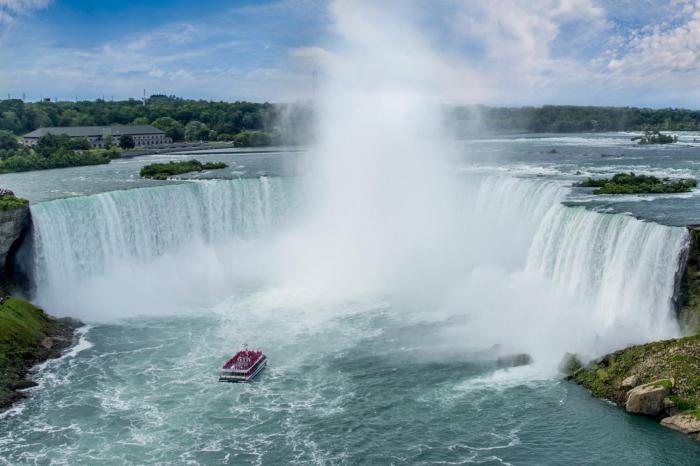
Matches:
[0,206,30,284]
[679,226,700,333]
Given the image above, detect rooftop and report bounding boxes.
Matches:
[24,125,165,138]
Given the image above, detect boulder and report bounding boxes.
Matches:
[621,375,639,390]
[625,380,672,417]
[660,415,700,434]
[663,397,680,416]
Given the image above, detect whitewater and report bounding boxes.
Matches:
[0,170,696,464]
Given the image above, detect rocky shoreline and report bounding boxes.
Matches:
[0,296,82,412]
[568,334,700,441]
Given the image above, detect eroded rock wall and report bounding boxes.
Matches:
[679,226,700,333]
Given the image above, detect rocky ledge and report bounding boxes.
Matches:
[0,202,29,283]
[567,334,700,441]
[0,295,82,412]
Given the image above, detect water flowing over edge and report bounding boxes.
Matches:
[27,174,688,358]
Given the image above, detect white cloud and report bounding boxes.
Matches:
[0,0,51,40]
[0,0,50,24]
[1,0,699,106]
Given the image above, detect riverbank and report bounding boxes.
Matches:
[121,142,236,158]
[0,295,81,411]
[571,334,700,440]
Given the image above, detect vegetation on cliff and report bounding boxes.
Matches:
[140,159,228,180]
[0,189,28,211]
[572,335,700,419]
[576,172,697,194]
[0,295,80,410]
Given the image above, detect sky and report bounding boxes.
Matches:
[0,0,698,108]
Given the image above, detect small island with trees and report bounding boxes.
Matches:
[140,159,228,180]
[576,172,697,194]
[631,130,678,144]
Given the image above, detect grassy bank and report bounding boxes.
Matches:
[572,335,700,415]
[140,159,228,180]
[0,296,80,410]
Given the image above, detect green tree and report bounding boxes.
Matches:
[119,134,135,149]
[0,130,18,150]
[184,121,210,142]
[151,117,184,141]
[132,117,150,125]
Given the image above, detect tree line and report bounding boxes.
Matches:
[2,98,699,144]
[0,95,313,146]
[450,105,700,133]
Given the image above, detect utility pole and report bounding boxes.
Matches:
[143,89,146,107]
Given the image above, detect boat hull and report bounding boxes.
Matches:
[219,358,267,383]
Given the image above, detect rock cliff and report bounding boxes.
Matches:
[679,225,700,333]
[0,205,30,284]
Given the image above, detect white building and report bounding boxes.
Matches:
[22,125,172,148]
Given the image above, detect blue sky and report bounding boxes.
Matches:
[0,0,699,107]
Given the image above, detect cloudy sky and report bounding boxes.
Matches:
[0,0,698,107]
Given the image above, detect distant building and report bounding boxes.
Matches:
[22,125,171,148]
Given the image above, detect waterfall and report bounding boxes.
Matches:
[527,205,687,339]
[468,176,568,269]
[26,173,690,352]
[29,177,299,318]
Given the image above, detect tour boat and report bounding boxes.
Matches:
[219,348,267,383]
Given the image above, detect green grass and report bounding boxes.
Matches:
[576,172,696,195]
[574,335,700,407]
[140,159,228,180]
[652,379,674,389]
[668,395,696,412]
[0,194,28,211]
[0,297,54,398]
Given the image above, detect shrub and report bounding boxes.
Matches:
[0,190,28,211]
